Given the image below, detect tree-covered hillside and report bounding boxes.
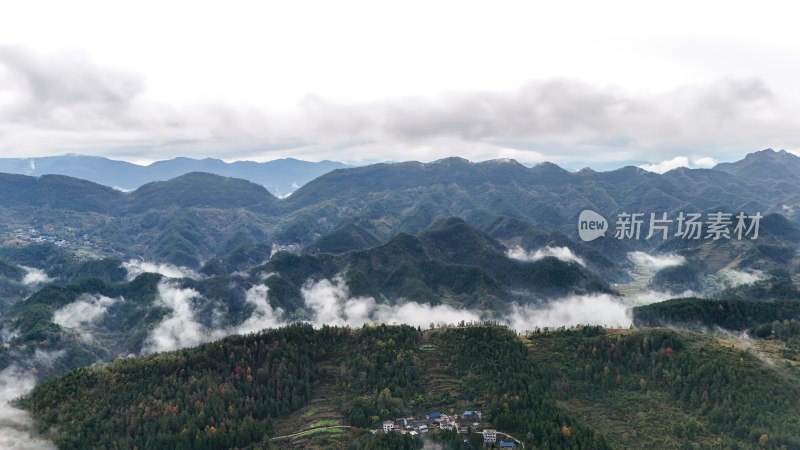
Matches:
[19,324,800,449]
[252,218,612,311]
[3,149,800,273]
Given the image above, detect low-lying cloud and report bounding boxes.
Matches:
[507,246,586,266]
[142,281,289,354]
[141,277,486,354]
[20,267,51,286]
[301,277,484,328]
[719,269,765,288]
[628,251,686,272]
[123,260,199,281]
[504,295,630,331]
[639,156,718,173]
[141,282,215,354]
[142,275,686,355]
[32,350,66,368]
[297,278,684,332]
[234,284,286,334]
[52,294,121,342]
[300,277,376,327]
[0,365,57,450]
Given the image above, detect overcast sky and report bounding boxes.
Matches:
[1,0,799,170]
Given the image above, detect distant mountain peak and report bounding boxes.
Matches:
[432,156,471,165]
[129,171,276,212]
[482,158,520,164]
[738,148,796,161]
[529,161,572,180]
[531,161,566,170]
[0,154,350,195]
[714,148,800,182]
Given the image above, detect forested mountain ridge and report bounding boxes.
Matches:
[2,148,799,271]
[248,218,612,311]
[19,323,800,449]
[714,148,800,183]
[0,154,350,194]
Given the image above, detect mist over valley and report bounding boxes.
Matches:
[1,149,800,448]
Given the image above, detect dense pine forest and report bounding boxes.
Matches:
[18,323,800,449]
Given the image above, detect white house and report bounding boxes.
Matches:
[484,429,497,444]
[383,420,395,433]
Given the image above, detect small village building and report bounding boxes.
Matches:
[426,412,442,420]
[383,420,394,433]
[418,425,429,433]
[463,410,482,418]
[499,441,516,448]
[484,429,497,443]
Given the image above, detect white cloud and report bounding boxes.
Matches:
[299,276,486,328]
[297,277,682,332]
[20,266,51,286]
[234,285,286,334]
[53,294,121,342]
[639,156,690,173]
[503,295,631,331]
[122,260,199,281]
[719,269,764,288]
[301,277,377,327]
[630,289,694,305]
[32,349,65,367]
[143,276,488,353]
[502,289,689,332]
[628,251,686,271]
[142,281,288,354]
[0,365,57,450]
[0,327,18,343]
[691,156,717,168]
[639,155,719,173]
[140,275,692,357]
[0,45,799,166]
[141,282,216,354]
[374,302,482,328]
[507,246,586,266]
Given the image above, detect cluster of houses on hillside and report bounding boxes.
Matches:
[378,410,518,448]
[4,227,118,257]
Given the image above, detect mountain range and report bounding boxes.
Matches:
[2,148,800,449]
[1,148,799,269]
[0,154,350,196]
